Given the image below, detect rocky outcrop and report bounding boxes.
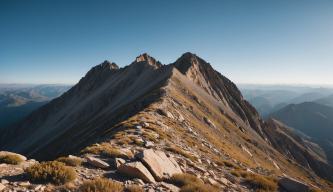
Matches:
[118,161,156,183]
[138,149,182,181]
[278,177,310,192]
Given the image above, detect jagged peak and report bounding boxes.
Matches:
[99,60,119,70]
[132,53,162,68]
[174,52,208,74]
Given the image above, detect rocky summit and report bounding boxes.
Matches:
[0,53,332,192]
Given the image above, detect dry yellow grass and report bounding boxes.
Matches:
[56,157,82,167]
[78,178,124,192]
[0,154,23,165]
[25,161,76,185]
[166,145,197,162]
[243,173,277,192]
[125,185,144,192]
[81,143,133,159]
[168,173,218,192]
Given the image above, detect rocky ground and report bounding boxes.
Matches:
[0,116,314,192]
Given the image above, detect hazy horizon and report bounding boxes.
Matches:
[1,0,333,85]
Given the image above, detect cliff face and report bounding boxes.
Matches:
[1,53,332,190]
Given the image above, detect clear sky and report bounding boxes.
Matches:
[1,0,332,85]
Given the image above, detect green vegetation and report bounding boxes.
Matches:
[25,161,76,185]
[0,154,23,165]
[168,173,218,192]
[78,178,124,192]
[56,157,82,167]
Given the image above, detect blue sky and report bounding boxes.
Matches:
[1,0,332,85]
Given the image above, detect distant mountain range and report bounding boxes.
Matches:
[240,86,333,116]
[241,86,333,168]
[0,85,71,129]
[270,102,333,165]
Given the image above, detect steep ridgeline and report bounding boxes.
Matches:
[1,53,332,191]
[1,54,171,159]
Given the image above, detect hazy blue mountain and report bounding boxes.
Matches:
[315,94,333,108]
[270,102,333,165]
[0,84,71,130]
[240,85,333,116]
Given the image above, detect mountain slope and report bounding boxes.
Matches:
[1,55,171,159]
[270,102,333,166]
[1,53,332,191]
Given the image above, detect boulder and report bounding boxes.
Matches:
[144,141,154,148]
[0,183,5,191]
[278,177,310,192]
[160,182,180,192]
[118,161,156,183]
[1,180,9,185]
[138,149,182,181]
[86,156,109,169]
[0,151,27,161]
[113,158,126,168]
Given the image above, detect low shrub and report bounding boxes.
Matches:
[0,154,23,165]
[25,161,76,185]
[125,185,144,192]
[56,157,82,167]
[78,178,124,192]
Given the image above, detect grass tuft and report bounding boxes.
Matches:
[78,178,124,192]
[25,161,76,185]
[168,173,219,192]
[56,157,82,167]
[0,154,23,165]
[81,143,133,159]
[125,185,144,192]
[243,173,277,192]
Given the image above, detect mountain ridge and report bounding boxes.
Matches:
[1,53,332,191]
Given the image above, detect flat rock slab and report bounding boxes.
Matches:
[138,149,182,181]
[278,177,310,192]
[118,161,156,183]
[0,183,5,191]
[86,156,109,169]
[0,151,27,161]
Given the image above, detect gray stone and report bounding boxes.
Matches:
[86,156,109,169]
[160,182,180,192]
[113,158,126,168]
[0,180,9,185]
[138,149,182,181]
[0,183,5,191]
[118,161,156,183]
